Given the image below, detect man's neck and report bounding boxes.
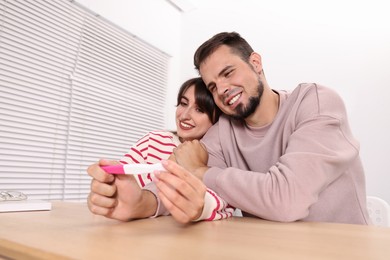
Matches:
[245,86,280,127]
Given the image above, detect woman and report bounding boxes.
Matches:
[87,77,234,223]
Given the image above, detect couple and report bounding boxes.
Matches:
[88,32,370,225]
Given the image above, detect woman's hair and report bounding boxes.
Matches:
[176,77,221,124]
[194,31,253,71]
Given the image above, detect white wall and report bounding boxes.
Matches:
[76,0,390,204]
[180,0,390,204]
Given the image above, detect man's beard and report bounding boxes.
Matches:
[230,79,264,120]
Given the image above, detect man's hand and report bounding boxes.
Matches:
[173,140,209,180]
[87,159,157,221]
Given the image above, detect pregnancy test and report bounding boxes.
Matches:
[101,163,165,175]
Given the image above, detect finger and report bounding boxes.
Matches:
[155,170,194,197]
[88,202,116,217]
[168,152,176,162]
[88,192,117,214]
[155,174,204,219]
[157,171,205,201]
[91,179,117,197]
[87,164,114,183]
[160,160,192,181]
[98,158,121,166]
[87,162,102,179]
[88,204,114,217]
[87,159,119,183]
[160,160,205,194]
[158,190,193,224]
[98,159,121,182]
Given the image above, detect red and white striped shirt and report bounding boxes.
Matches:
[119,131,234,221]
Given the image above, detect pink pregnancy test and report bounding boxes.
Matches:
[101,163,165,175]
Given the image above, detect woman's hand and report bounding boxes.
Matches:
[154,160,207,224]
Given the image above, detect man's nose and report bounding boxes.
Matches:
[216,79,229,96]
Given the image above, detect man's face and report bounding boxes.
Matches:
[199,45,263,120]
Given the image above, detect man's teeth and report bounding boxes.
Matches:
[229,94,241,105]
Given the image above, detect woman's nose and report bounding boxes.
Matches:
[180,107,191,120]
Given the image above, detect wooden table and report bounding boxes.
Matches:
[0,201,389,259]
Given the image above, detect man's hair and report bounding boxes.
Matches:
[176,77,222,124]
[194,32,254,71]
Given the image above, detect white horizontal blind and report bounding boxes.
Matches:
[0,0,169,201]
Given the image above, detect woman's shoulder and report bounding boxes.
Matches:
[143,130,176,139]
[148,130,175,137]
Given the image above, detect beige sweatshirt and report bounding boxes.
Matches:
[202,83,370,224]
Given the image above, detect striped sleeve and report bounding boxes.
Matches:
[119,131,177,188]
[119,131,233,222]
[192,188,235,221]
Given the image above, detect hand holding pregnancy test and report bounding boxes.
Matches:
[101,163,165,175]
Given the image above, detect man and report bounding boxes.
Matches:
[168,31,369,224]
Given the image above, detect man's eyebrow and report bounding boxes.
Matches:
[206,65,233,89]
[218,65,233,78]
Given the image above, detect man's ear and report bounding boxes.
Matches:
[249,52,263,73]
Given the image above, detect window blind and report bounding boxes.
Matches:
[0,0,169,201]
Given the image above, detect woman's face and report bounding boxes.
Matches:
[176,85,213,142]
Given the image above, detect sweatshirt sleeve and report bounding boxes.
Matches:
[119,131,177,217]
[120,131,177,188]
[119,133,152,188]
